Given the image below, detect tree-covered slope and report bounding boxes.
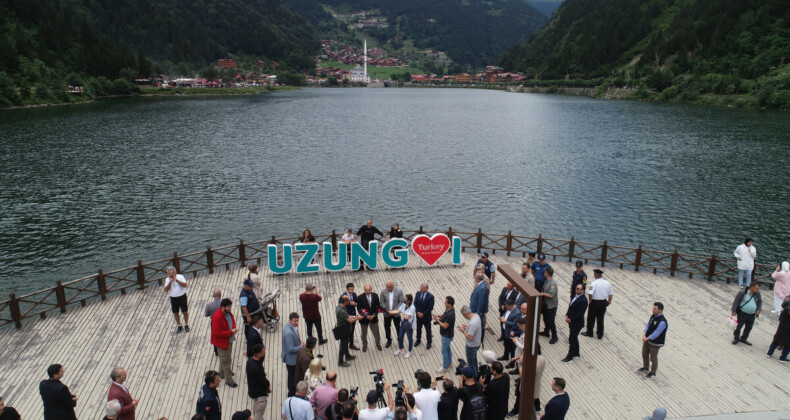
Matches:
[284,0,549,68]
[499,0,790,81]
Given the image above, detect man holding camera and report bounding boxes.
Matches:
[358,382,394,420]
[433,296,456,374]
[437,379,459,420]
[482,362,509,420]
[413,372,441,420]
[324,388,358,420]
[458,366,485,420]
[358,284,383,352]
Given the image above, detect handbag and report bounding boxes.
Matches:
[332,324,351,340]
[726,316,738,331]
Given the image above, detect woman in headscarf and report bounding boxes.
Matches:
[771,262,790,313]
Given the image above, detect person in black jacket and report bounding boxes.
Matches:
[482,361,509,420]
[357,284,383,352]
[246,344,271,420]
[540,378,569,420]
[437,379,459,420]
[562,285,588,363]
[247,315,264,359]
[340,283,361,351]
[196,370,222,420]
[39,364,77,420]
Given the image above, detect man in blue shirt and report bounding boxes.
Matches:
[474,252,496,283]
[637,302,667,379]
[531,254,551,292]
[282,381,314,420]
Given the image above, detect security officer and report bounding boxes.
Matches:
[474,252,496,283]
[582,269,613,339]
[240,279,262,339]
[570,261,588,300]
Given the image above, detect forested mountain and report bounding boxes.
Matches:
[524,0,563,18]
[499,0,790,81]
[0,0,319,106]
[283,0,549,68]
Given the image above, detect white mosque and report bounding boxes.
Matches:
[349,39,371,84]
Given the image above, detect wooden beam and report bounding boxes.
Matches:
[497,264,542,420]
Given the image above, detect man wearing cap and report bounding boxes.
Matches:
[458,366,485,420]
[300,283,328,345]
[570,261,588,300]
[474,252,496,283]
[240,279,262,339]
[582,269,613,340]
[531,255,551,292]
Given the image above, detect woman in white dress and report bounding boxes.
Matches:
[304,357,324,399]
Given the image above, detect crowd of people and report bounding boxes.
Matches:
[23,230,790,420]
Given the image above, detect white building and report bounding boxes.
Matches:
[349,39,371,84]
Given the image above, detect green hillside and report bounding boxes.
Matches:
[283,0,549,68]
[498,0,790,108]
[0,0,319,107]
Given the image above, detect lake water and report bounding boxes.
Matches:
[1,88,789,297]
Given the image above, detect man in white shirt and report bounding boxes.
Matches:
[733,237,757,288]
[358,382,394,420]
[582,269,613,340]
[164,266,190,333]
[412,372,440,420]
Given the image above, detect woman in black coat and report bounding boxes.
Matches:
[767,296,790,361]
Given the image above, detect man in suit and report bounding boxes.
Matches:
[414,283,435,349]
[380,280,405,349]
[107,367,137,420]
[540,378,570,420]
[339,283,360,351]
[562,284,588,363]
[470,273,490,344]
[498,282,519,341]
[39,364,77,420]
[282,312,304,397]
[295,337,317,384]
[498,299,520,362]
[357,283,383,352]
[246,315,264,359]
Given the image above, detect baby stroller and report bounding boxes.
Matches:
[259,289,280,333]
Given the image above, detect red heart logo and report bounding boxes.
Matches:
[412,234,451,266]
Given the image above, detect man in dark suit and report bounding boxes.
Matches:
[498,283,519,341]
[499,299,520,361]
[295,337,317,384]
[414,283,435,349]
[39,364,77,420]
[107,367,137,420]
[339,283,360,350]
[541,377,570,420]
[246,315,264,359]
[562,284,588,363]
[357,283,383,352]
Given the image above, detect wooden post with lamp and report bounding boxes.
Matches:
[497,264,542,420]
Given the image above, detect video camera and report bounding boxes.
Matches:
[369,369,386,408]
[455,358,492,383]
[394,380,406,407]
[349,386,359,400]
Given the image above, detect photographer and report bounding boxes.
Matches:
[457,367,485,420]
[413,372,440,420]
[394,386,419,420]
[481,362,509,420]
[437,379,459,420]
[325,389,359,420]
[359,382,394,420]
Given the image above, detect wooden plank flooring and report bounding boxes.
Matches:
[0,251,787,419]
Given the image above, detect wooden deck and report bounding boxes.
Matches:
[0,251,787,419]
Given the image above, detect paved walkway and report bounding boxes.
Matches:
[0,252,787,419]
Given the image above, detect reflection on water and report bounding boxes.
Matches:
[1,89,789,296]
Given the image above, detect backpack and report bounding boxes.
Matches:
[466,391,487,420]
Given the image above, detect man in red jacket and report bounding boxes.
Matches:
[107,367,138,420]
[211,298,239,388]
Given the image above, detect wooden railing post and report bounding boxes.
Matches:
[420,226,425,234]
[97,269,107,300]
[568,237,575,262]
[172,252,181,273]
[537,233,543,255]
[635,244,643,271]
[707,254,717,282]
[447,226,453,239]
[600,241,608,267]
[137,260,146,289]
[9,294,22,328]
[207,246,215,274]
[239,239,247,267]
[331,230,338,251]
[476,229,483,253]
[55,281,67,313]
[506,230,513,256]
[670,249,679,277]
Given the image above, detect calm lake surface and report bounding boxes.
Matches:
[1,88,789,296]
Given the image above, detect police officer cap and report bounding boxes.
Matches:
[243,279,254,287]
[593,268,604,274]
[528,250,537,256]
[481,252,489,258]
[575,260,584,267]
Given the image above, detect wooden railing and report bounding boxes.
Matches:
[0,228,776,329]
